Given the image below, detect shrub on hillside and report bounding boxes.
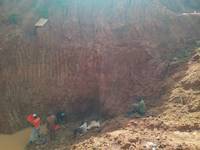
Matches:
[36,6,49,18]
[8,13,20,25]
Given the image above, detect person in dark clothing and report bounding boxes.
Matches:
[56,111,65,125]
[132,99,146,115]
[73,121,88,137]
[126,98,146,117]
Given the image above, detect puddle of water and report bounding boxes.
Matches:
[0,128,31,150]
[0,126,47,150]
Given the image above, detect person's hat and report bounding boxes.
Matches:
[33,113,37,117]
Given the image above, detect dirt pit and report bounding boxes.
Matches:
[26,53,200,150]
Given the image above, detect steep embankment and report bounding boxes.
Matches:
[158,50,200,128]
[69,51,200,150]
[27,50,200,150]
[0,0,200,133]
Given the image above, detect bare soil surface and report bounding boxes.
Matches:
[1,0,200,134]
[27,52,200,150]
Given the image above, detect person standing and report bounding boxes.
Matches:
[27,113,41,144]
[56,111,65,125]
[46,113,57,141]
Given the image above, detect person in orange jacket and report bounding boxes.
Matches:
[27,113,41,144]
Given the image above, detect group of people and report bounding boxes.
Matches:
[26,111,65,144]
[26,98,146,144]
[26,112,101,145]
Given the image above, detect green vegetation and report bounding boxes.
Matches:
[53,0,69,7]
[36,6,49,18]
[184,0,200,10]
[196,40,200,47]
[35,0,70,18]
[0,1,3,6]
[8,13,20,25]
[160,0,200,12]
[138,99,146,116]
[163,47,193,63]
[174,48,192,60]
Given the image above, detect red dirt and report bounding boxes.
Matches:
[27,51,200,150]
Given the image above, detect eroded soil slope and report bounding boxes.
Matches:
[28,51,200,150]
[0,0,200,133]
[71,52,200,150]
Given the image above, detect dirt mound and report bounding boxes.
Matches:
[71,118,200,150]
[159,51,200,127]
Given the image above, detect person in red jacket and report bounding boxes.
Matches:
[27,113,41,144]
